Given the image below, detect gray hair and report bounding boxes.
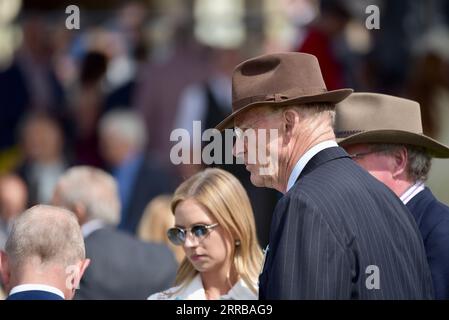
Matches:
[5,205,85,269]
[263,103,335,127]
[290,103,336,127]
[56,166,120,225]
[370,144,432,182]
[99,110,148,150]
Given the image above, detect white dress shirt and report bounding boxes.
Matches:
[400,181,426,205]
[286,140,339,192]
[9,284,65,299]
[147,274,257,300]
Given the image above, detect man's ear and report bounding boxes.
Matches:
[74,259,90,290]
[0,251,11,292]
[282,108,300,137]
[73,202,88,225]
[79,259,90,279]
[392,147,408,179]
[65,258,90,300]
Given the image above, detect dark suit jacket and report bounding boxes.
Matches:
[7,291,64,300]
[406,188,449,299]
[119,156,174,234]
[75,227,177,300]
[259,147,434,299]
[0,60,64,151]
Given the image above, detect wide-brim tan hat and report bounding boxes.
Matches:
[335,92,449,158]
[216,52,353,131]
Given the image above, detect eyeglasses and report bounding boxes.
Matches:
[167,223,219,246]
[234,109,283,139]
[349,148,388,159]
[234,121,265,140]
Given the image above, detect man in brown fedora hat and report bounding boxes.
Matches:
[335,92,449,299]
[217,52,433,299]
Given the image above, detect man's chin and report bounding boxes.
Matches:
[246,165,274,188]
[249,171,265,188]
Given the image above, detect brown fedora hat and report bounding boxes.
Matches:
[335,92,449,158]
[215,52,353,130]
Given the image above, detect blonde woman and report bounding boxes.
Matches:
[148,168,263,300]
[137,195,185,264]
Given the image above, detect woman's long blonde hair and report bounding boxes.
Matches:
[137,195,185,264]
[171,168,263,294]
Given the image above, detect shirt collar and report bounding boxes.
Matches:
[9,284,65,299]
[286,140,338,192]
[81,219,105,238]
[177,274,207,299]
[176,274,257,300]
[400,181,425,205]
[220,278,257,300]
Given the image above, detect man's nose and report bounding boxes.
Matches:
[232,142,238,157]
[233,138,245,159]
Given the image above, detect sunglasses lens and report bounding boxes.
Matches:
[192,225,208,238]
[167,228,185,246]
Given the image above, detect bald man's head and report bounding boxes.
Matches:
[0,205,90,299]
[5,205,85,269]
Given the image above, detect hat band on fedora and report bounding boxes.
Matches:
[232,86,328,109]
[335,130,363,138]
[233,93,288,109]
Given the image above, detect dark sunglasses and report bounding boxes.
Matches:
[167,223,219,246]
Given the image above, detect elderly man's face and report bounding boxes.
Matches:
[233,106,283,188]
[343,144,396,187]
[99,128,131,167]
[22,118,63,163]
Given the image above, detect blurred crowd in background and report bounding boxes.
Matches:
[1,0,449,298]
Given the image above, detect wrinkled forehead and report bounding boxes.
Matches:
[234,105,279,128]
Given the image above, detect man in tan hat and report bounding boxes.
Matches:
[335,92,449,299]
[217,52,433,299]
